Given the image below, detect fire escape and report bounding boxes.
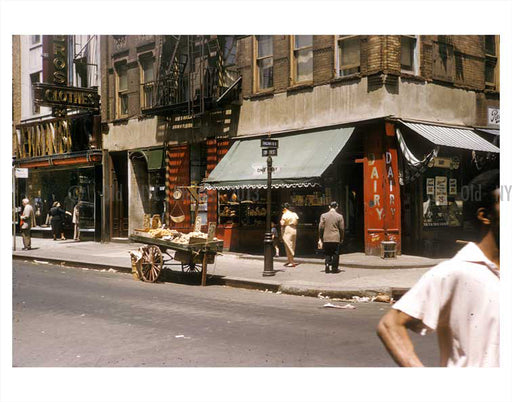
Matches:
[141,35,240,118]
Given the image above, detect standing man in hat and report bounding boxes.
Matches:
[318,201,345,273]
[20,198,36,250]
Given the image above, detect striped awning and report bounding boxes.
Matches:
[401,121,500,153]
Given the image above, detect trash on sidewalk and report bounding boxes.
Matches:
[373,294,392,303]
[323,302,356,310]
[317,292,329,299]
[33,260,49,264]
[352,296,371,303]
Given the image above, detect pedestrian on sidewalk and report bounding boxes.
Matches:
[318,201,345,273]
[20,198,36,250]
[377,169,500,367]
[271,221,280,257]
[49,201,72,240]
[280,203,299,267]
[72,201,82,241]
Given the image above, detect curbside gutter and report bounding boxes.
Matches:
[12,254,411,300]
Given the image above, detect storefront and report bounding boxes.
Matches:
[13,114,102,240]
[203,125,364,254]
[395,120,500,257]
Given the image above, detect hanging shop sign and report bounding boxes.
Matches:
[34,83,100,111]
[42,35,68,86]
[488,106,500,127]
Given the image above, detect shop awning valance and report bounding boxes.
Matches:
[203,126,355,190]
[401,121,500,153]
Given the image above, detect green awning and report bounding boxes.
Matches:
[144,149,164,171]
[203,126,354,189]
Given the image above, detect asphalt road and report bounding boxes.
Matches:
[12,260,439,367]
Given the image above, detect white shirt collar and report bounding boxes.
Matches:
[454,242,500,278]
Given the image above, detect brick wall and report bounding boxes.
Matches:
[313,35,334,84]
[273,35,290,91]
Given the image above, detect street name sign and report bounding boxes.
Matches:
[261,139,279,148]
[262,148,278,157]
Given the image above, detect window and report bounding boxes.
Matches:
[293,35,313,83]
[30,72,40,114]
[256,35,273,90]
[337,36,360,77]
[116,64,128,117]
[432,40,454,82]
[31,35,41,45]
[401,35,419,73]
[484,35,497,87]
[75,57,88,88]
[220,35,238,87]
[139,55,155,108]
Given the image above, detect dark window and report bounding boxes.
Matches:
[401,36,417,72]
[30,72,40,114]
[257,35,273,90]
[485,35,496,56]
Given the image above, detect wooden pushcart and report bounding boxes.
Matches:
[129,232,223,286]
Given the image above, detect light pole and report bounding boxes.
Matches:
[263,154,275,276]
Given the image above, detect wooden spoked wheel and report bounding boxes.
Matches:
[140,245,163,282]
[181,262,201,273]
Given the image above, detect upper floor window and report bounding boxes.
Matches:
[220,35,238,87]
[116,63,129,117]
[256,35,273,90]
[30,72,40,114]
[485,35,496,56]
[31,35,41,45]
[139,55,155,108]
[293,35,313,83]
[401,35,419,74]
[484,35,497,88]
[75,57,88,88]
[337,36,360,77]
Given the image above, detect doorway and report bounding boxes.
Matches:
[110,152,128,238]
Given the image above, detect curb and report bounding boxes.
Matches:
[13,254,411,300]
[234,254,440,269]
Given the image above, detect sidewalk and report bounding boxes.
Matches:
[11,236,446,300]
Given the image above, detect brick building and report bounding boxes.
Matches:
[100,35,240,241]
[204,35,500,256]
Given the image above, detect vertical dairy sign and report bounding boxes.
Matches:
[42,35,68,86]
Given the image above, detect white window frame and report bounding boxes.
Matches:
[291,35,313,84]
[335,35,361,77]
[115,63,129,118]
[254,35,274,92]
[401,35,420,75]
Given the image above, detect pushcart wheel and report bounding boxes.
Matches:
[140,245,163,282]
[181,262,201,273]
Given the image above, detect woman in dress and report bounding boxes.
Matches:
[49,201,71,240]
[280,203,299,267]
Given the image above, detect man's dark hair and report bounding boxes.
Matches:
[465,169,500,227]
[330,201,338,209]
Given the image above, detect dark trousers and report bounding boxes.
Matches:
[323,242,340,272]
[21,228,31,249]
[51,220,63,239]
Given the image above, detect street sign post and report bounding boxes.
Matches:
[260,137,277,277]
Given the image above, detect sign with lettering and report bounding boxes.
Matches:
[42,35,68,86]
[262,148,278,157]
[15,168,28,178]
[488,107,500,126]
[261,139,279,148]
[34,83,100,110]
[252,165,280,175]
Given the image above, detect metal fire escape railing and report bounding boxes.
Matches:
[141,35,239,117]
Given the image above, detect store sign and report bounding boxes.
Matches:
[42,35,68,86]
[207,223,216,242]
[488,107,500,126]
[34,83,100,110]
[15,168,28,178]
[252,165,280,175]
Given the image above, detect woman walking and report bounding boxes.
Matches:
[280,203,299,267]
[49,201,71,240]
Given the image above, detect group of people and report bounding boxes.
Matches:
[18,198,82,249]
[272,201,345,273]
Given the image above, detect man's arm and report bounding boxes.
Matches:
[376,309,425,367]
[318,214,325,240]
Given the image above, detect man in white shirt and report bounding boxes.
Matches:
[377,169,500,367]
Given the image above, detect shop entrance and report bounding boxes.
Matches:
[342,162,364,253]
[110,152,128,238]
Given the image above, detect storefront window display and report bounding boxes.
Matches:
[21,167,97,232]
[422,157,463,228]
